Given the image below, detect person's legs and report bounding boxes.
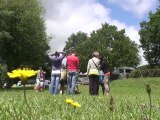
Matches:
[93,75,99,95]
[36,78,40,86]
[98,75,105,95]
[60,80,65,94]
[54,75,60,94]
[89,75,94,95]
[59,80,62,94]
[49,74,55,94]
[35,78,40,91]
[60,69,67,94]
[70,72,78,94]
[61,80,65,94]
[75,74,79,92]
[99,83,105,95]
[67,72,72,94]
[40,81,44,90]
[76,84,80,92]
[104,76,110,95]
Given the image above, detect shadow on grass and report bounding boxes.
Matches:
[0,85,83,94]
[0,87,33,92]
[0,87,50,92]
[0,84,49,91]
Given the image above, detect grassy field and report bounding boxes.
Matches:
[0,77,160,120]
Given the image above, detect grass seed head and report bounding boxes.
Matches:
[146,83,151,95]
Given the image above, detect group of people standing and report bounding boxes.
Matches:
[35,50,110,96]
[49,50,79,95]
[87,51,110,95]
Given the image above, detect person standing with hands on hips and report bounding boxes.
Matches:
[48,51,66,94]
[66,50,79,95]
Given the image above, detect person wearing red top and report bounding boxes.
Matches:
[66,50,79,94]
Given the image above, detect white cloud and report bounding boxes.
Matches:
[108,0,157,17]
[43,0,111,51]
[125,26,140,44]
[42,0,149,65]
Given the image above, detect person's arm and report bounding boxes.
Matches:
[87,60,90,76]
[97,59,100,70]
[60,52,66,60]
[59,51,66,54]
[77,57,80,72]
[48,53,55,60]
[54,52,66,61]
[49,55,63,61]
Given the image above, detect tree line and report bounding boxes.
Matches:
[64,25,140,72]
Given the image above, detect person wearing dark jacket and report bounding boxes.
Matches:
[99,54,110,95]
[48,51,66,94]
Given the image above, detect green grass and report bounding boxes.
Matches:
[0,77,160,120]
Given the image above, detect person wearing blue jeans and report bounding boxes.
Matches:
[66,50,80,95]
[48,51,66,94]
[67,71,78,94]
[49,74,60,94]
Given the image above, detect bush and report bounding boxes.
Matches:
[130,69,160,78]
[110,73,119,80]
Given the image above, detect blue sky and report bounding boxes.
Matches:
[42,0,159,65]
[102,2,140,26]
[99,0,158,26]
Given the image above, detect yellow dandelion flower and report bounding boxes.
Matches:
[65,98,74,104]
[7,68,37,82]
[71,102,81,107]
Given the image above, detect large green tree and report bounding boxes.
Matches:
[63,31,88,54]
[0,0,50,70]
[69,23,140,72]
[139,5,160,67]
[0,64,7,88]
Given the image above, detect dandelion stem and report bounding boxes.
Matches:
[23,84,34,120]
[109,95,114,120]
[148,94,152,120]
[23,84,27,103]
[146,83,151,120]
